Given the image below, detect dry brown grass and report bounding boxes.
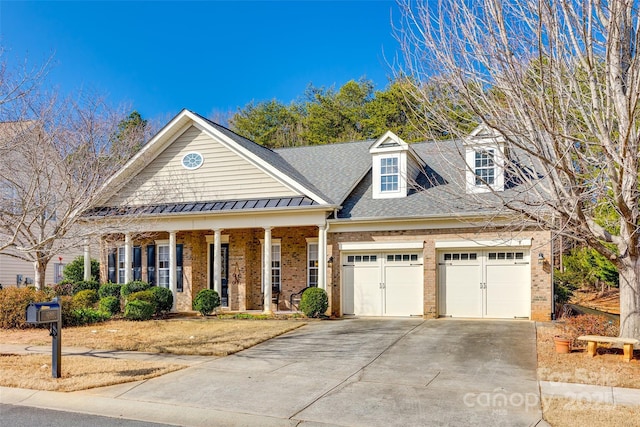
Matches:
[0,353,184,392]
[542,397,640,427]
[537,323,640,388]
[570,288,620,315]
[1,318,305,356]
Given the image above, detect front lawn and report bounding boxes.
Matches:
[1,317,306,356]
[0,317,305,392]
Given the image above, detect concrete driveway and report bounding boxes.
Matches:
[87,318,543,426]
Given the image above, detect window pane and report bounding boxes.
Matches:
[515,252,524,260]
[370,255,377,262]
[410,254,418,261]
[469,253,477,260]
[444,253,452,261]
[348,255,354,263]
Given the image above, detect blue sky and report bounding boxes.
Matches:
[1,1,402,122]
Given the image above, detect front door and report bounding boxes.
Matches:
[210,244,229,307]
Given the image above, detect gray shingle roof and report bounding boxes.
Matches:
[275,140,373,205]
[336,139,526,220]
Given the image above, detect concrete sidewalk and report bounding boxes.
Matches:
[0,343,212,366]
[1,319,610,426]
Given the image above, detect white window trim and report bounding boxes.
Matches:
[465,142,505,194]
[181,151,204,170]
[371,152,408,199]
[306,238,319,288]
[156,239,170,289]
[260,239,282,292]
[117,246,126,284]
[380,156,400,193]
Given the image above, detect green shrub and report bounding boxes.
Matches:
[564,314,619,347]
[0,287,49,329]
[72,280,100,295]
[124,300,154,321]
[62,256,100,283]
[98,283,122,299]
[71,308,110,325]
[193,289,220,316]
[72,289,99,308]
[299,287,328,318]
[98,296,121,315]
[58,295,75,327]
[121,281,151,300]
[149,286,173,315]
[52,281,74,296]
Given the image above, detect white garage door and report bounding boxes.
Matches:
[343,253,423,316]
[438,250,530,319]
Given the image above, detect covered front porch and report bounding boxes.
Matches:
[88,208,331,314]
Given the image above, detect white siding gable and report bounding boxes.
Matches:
[106,125,298,206]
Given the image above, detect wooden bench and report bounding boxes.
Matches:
[577,335,639,362]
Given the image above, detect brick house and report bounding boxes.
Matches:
[85,109,553,321]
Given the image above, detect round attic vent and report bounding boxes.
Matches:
[181,152,204,170]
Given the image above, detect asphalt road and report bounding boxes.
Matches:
[0,404,175,427]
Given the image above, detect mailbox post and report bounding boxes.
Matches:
[25,297,62,378]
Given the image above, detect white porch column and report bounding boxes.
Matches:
[263,227,272,314]
[124,233,132,284]
[213,229,222,296]
[83,238,91,281]
[318,225,327,290]
[169,231,177,311]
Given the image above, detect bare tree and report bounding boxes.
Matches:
[0,53,151,289]
[395,0,640,338]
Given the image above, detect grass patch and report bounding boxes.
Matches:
[1,318,306,356]
[537,322,640,388]
[542,397,640,427]
[0,353,184,392]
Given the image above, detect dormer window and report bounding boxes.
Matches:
[474,149,495,185]
[380,157,399,192]
[370,131,423,199]
[465,125,505,193]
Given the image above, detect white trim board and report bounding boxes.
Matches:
[435,239,532,249]
[339,241,424,251]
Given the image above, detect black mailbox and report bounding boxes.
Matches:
[25,298,62,378]
[26,301,61,324]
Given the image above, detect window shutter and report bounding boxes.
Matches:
[176,244,184,292]
[107,249,116,283]
[146,245,156,286]
[133,246,142,281]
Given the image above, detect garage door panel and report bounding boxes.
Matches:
[342,252,423,317]
[343,266,355,315]
[353,266,382,316]
[439,264,482,318]
[384,265,423,316]
[485,264,530,318]
[439,250,531,319]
